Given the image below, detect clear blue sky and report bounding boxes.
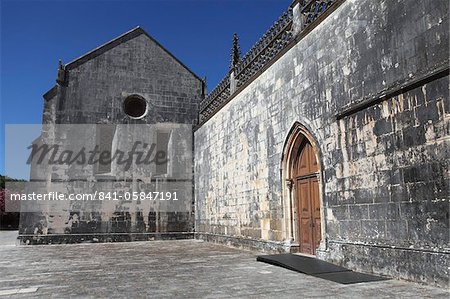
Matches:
[0,0,291,178]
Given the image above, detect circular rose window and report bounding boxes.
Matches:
[123,95,147,119]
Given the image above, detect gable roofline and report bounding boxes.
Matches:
[64,26,203,82]
[43,85,57,101]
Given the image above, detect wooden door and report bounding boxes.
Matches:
[295,141,321,255]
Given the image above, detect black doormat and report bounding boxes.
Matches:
[256,254,350,274]
[313,271,389,284]
[256,254,389,284]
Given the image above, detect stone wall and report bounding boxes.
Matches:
[57,30,202,126]
[20,28,203,242]
[194,0,449,286]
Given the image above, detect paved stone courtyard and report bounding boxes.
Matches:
[0,231,447,298]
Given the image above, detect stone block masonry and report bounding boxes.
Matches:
[194,0,449,287]
[20,28,204,244]
[16,0,449,288]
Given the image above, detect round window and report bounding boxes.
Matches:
[123,95,147,118]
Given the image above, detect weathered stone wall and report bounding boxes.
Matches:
[57,33,202,125]
[20,29,203,242]
[194,0,449,286]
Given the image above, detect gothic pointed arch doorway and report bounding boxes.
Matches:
[282,122,324,255]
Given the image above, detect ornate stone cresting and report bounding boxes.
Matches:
[198,0,338,126]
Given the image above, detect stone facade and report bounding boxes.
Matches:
[194,0,449,287]
[18,0,449,288]
[20,28,203,243]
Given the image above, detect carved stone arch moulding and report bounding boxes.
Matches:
[281,121,326,254]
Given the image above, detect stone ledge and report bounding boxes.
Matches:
[327,239,450,254]
[194,232,296,253]
[319,241,449,288]
[17,232,194,245]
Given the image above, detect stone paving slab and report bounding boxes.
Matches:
[0,231,448,298]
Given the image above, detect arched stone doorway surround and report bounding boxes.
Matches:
[281,122,326,255]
